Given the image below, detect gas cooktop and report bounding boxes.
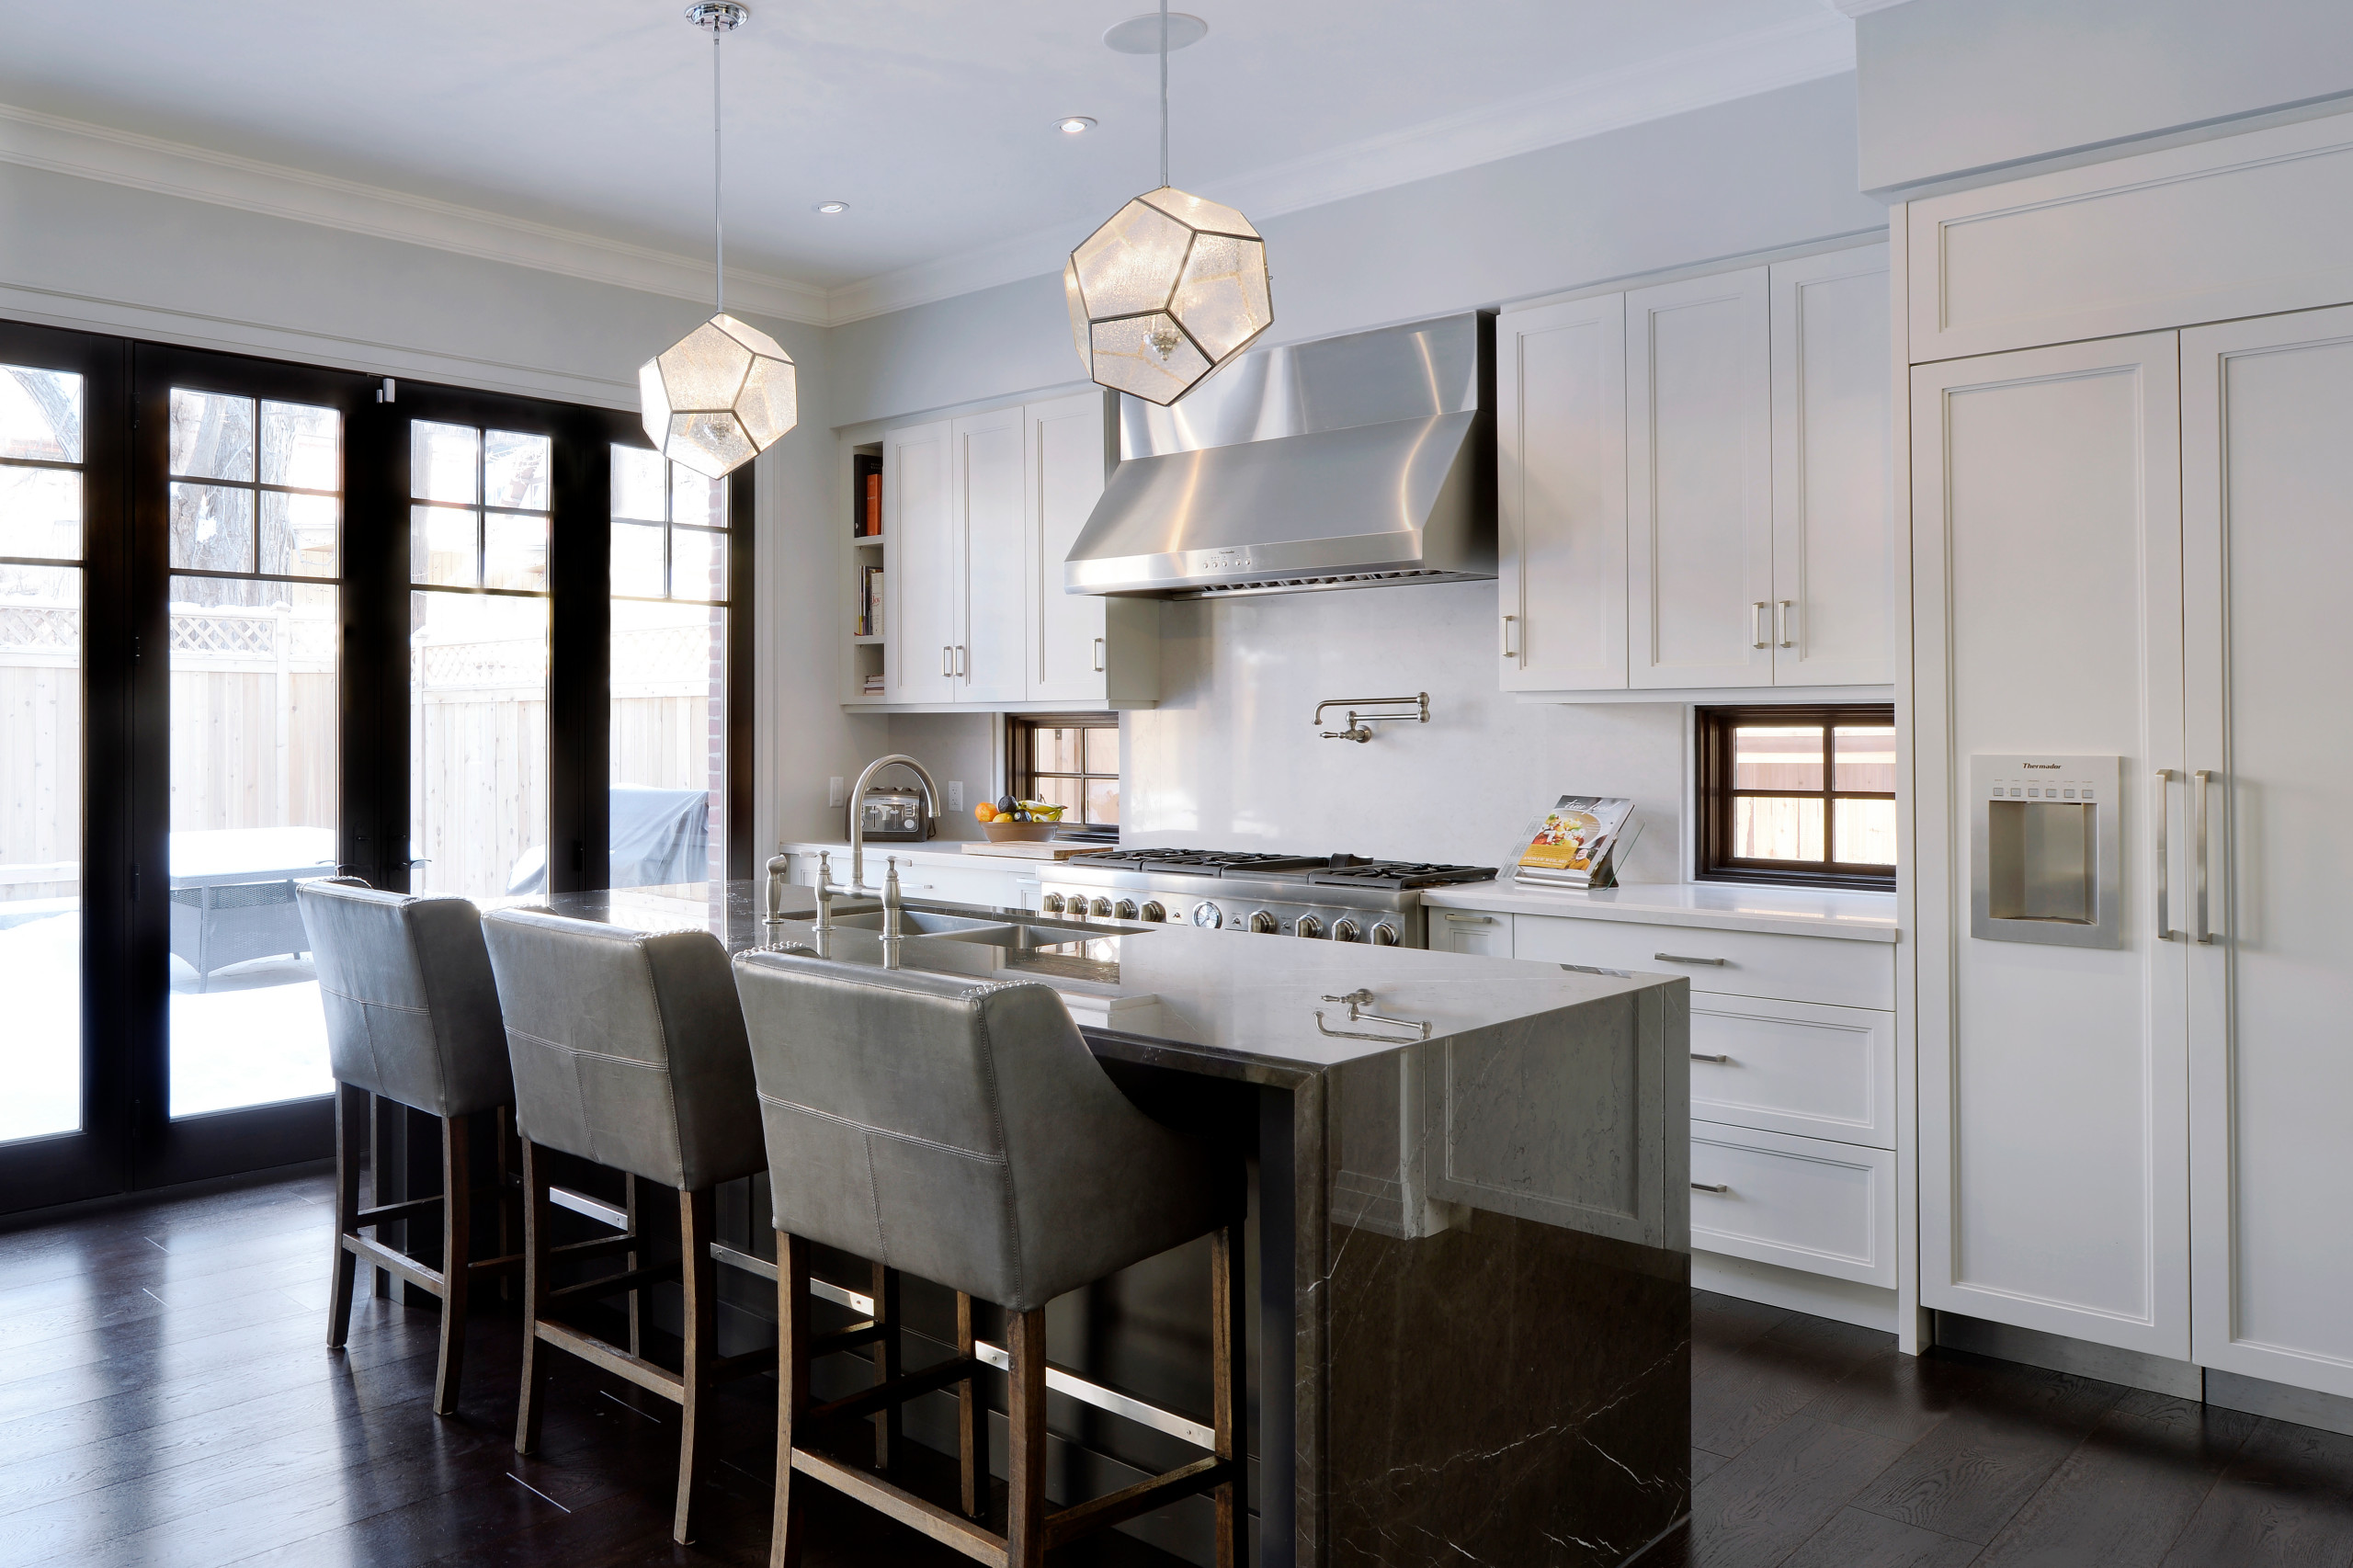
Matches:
[1063,848,1496,891]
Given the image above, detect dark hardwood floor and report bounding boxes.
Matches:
[2,1173,2349,1567]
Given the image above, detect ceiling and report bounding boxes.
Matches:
[0,1,1859,323]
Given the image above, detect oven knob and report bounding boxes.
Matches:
[1091,897,1113,917]
[1041,893,1065,914]
[1295,915,1323,939]
[1140,901,1166,923]
[1191,901,1224,929]
[1069,900,1090,920]
[1249,910,1278,934]
[1371,922,1402,947]
[1114,899,1138,920]
[1333,918,1361,943]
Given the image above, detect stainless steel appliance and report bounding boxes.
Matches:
[1038,848,1497,949]
[1063,312,1495,599]
[1969,754,2121,949]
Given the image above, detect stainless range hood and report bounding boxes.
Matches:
[1064,312,1495,598]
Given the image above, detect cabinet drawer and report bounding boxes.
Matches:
[1690,1121,1896,1287]
[1511,914,1893,1010]
[1691,997,1895,1149]
[1428,908,1512,956]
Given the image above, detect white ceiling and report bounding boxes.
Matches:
[0,1,1859,324]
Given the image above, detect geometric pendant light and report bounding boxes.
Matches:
[1063,0,1273,405]
[639,1,797,479]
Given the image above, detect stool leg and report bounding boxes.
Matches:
[872,1262,903,1470]
[432,1113,471,1416]
[514,1138,552,1455]
[1212,1221,1247,1568]
[956,1291,987,1520]
[675,1186,716,1545]
[495,1107,517,1303]
[625,1174,643,1359]
[771,1233,811,1568]
[326,1083,364,1349]
[1006,1308,1048,1568]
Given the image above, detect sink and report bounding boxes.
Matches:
[828,909,1017,937]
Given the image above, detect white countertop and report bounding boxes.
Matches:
[1422,879,1898,942]
[780,839,1034,870]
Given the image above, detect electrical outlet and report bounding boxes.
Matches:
[826,776,845,808]
[948,780,965,812]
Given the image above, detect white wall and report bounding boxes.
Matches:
[1857,0,2353,195]
[832,76,1882,871]
[0,159,881,856]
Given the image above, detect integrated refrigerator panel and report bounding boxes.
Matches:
[1969,755,2122,949]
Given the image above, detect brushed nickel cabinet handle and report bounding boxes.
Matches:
[941,645,951,677]
[1441,912,1496,925]
[2195,768,2216,944]
[1093,636,1105,673]
[956,645,968,677]
[1751,602,1769,649]
[1501,614,1518,659]
[2154,768,2174,940]
[1654,952,1729,966]
[1691,1182,1730,1195]
[1691,1052,1730,1064]
[1776,599,1794,648]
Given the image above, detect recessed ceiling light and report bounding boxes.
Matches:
[1055,116,1097,135]
[813,200,849,215]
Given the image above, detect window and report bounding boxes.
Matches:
[608,444,730,889]
[1697,705,1895,889]
[1006,713,1120,830]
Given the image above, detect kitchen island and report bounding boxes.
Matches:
[540,880,1692,1568]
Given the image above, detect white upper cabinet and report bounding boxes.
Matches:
[884,418,955,704]
[952,405,1027,704]
[1770,246,1893,687]
[1498,294,1628,693]
[861,394,1154,710]
[1627,267,1774,690]
[1499,246,1892,697]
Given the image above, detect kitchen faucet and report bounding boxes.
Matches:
[847,753,940,894]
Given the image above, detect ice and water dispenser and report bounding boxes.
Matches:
[1970,755,2122,949]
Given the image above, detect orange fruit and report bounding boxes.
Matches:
[974,802,996,823]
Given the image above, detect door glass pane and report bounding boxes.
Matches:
[166,574,340,1117]
[483,511,549,591]
[484,430,550,510]
[608,444,722,893]
[0,562,82,1142]
[259,492,339,577]
[0,465,81,560]
[1732,724,1824,790]
[259,401,339,489]
[0,367,83,461]
[411,421,479,504]
[412,503,478,586]
[168,391,255,482]
[168,482,256,573]
[411,590,550,900]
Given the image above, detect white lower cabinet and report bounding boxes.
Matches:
[1427,909,1510,956]
[1510,914,1893,1011]
[1691,1122,1896,1287]
[1690,995,1895,1150]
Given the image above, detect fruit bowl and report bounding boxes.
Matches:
[981,820,1061,843]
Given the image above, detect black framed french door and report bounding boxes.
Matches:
[0,327,755,1212]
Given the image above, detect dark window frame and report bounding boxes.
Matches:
[1006,712,1120,830]
[1696,703,1896,891]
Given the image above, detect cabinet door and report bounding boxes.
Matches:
[1026,392,1112,702]
[1628,267,1774,689]
[1427,909,1510,956]
[1770,247,1893,687]
[2184,306,2353,1399]
[885,419,955,703]
[1911,335,2188,1359]
[953,405,1027,704]
[1497,295,1627,692]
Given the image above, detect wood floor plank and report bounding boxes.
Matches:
[1687,1413,1909,1568]
[1973,1393,2258,1568]
[1847,1364,2126,1544]
[2159,1418,2353,1568]
[1691,1309,1896,1459]
[1779,1506,1984,1567]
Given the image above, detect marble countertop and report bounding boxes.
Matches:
[535,880,1684,1085]
[1422,878,1899,942]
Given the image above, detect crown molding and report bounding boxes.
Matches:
[829,10,1857,324]
[0,102,833,326]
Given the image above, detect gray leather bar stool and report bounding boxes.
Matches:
[732,951,1247,1568]
[482,907,770,1545]
[297,878,518,1418]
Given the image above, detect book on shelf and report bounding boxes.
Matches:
[1509,795,1637,890]
[861,672,885,693]
[853,454,882,537]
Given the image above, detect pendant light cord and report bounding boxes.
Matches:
[1158,0,1168,189]
[712,20,725,315]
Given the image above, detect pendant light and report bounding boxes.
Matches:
[639,1,797,480]
[1063,2,1273,405]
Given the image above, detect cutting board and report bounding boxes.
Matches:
[960,841,1102,860]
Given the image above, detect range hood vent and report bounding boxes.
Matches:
[1063,312,1495,599]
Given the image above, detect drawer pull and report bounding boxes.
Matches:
[1690,1052,1730,1064]
[1441,913,1496,925]
[1691,1182,1730,1195]
[1654,952,1729,966]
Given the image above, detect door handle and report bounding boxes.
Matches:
[1691,1182,1730,1195]
[1501,614,1518,659]
[1654,952,1729,966]
[1093,637,1105,673]
[1691,1052,1730,1064]
[1776,600,1794,648]
[941,645,951,677]
[2154,768,2174,940]
[2195,768,2216,944]
[1750,602,1769,650]
[956,645,967,678]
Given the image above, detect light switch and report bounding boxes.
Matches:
[826,776,845,808]
[948,780,965,812]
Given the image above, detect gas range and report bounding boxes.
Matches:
[1039,848,1498,949]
